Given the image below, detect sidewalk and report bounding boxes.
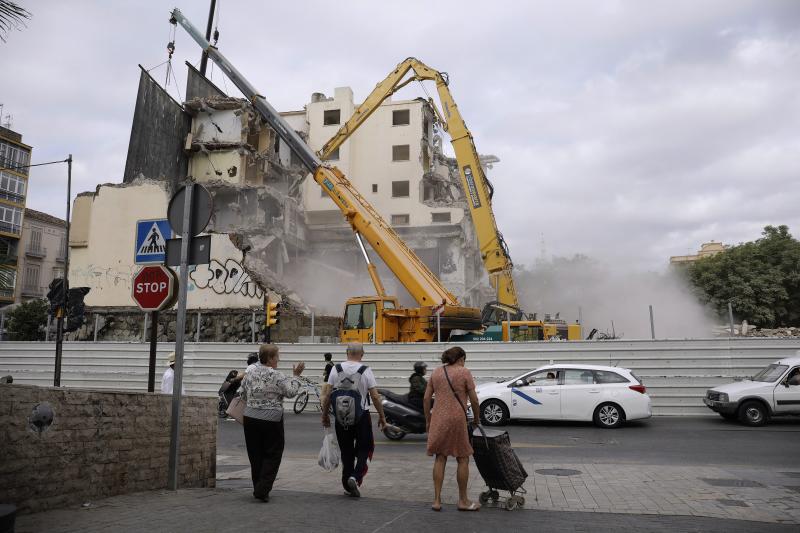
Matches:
[16,484,800,533]
[216,454,800,525]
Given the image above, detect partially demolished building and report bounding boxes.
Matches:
[67,64,491,341]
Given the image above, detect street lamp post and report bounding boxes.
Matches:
[53,154,72,386]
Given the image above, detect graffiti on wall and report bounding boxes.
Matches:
[190,258,264,300]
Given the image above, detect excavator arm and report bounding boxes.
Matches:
[170,11,458,309]
[319,58,520,314]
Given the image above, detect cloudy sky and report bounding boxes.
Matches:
[2,0,799,270]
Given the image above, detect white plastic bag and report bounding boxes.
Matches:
[317,428,340,472]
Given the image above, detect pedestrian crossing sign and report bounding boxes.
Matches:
[135,219,171,264]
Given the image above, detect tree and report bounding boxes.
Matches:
[6,298,47,340]
[686,225,800,327]
[0,1,31,43]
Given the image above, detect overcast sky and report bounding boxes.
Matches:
[2,0,799,270]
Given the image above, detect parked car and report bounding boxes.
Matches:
[703,355,800,426]
[475,364,652,429]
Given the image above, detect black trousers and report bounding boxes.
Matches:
[243,416,285,498]
[335,412,374,489]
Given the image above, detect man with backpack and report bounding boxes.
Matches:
[321,342,387,498]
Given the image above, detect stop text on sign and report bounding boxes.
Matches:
[136,281,169,293]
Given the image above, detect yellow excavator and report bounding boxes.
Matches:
[319,58,581,342]
[171,11,578,342]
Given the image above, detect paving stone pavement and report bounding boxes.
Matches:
[216,454,800,524]
[16,486,800,533]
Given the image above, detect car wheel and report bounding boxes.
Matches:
[738,400,769,427]
[593,403,625,429]
[481,399,509,426]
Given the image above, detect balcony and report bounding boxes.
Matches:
[21,285,44,298]
[0,251,17,266]
[0,287,15,300]
[0,190,24,204]
[25,245,46,259]
[0,221,20,235]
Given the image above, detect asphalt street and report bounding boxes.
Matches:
[218,413,800,469]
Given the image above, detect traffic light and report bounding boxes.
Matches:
[46,278,65,315]
[64,287,91,333]
[266,300,280,327]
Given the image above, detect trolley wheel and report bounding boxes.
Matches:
[505,498,518,511]
[293,391,309,414]
[490,490,500,502]
[516,496,525,507]
[479,491,492,505]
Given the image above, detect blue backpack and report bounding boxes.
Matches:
[331,364,369,428]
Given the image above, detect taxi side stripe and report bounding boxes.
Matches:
[512,388,542,405]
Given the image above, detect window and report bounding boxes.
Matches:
[0,205,22,234]
[593,370,630,384]
[392,109,410,126]
[752,364,789,383]
[0,266,16,296]
[392,144,410,161]
[423,183,435,201]
[24,264,40,289]
[343,302,376,330]
[371,184,378,193]
[522,369,560,387]
[0,142,30,175]
[391,214,410,226]
[323,109,341,125]
[327,147,340,161]
[564,369,597,385]
[58,237,67,258]
[0,172,25,203]
[391,180,410,198]
[431,212,451,223]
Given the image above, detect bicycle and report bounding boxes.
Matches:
[294,377,323,414]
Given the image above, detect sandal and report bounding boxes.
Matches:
[431,504,442,512]
[457,502,480,512]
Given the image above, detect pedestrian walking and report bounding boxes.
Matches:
[322,352,334,382]
[240,344,305,502]
[321,342,387,497]
[424,346,482,512]
[160,352,185,395]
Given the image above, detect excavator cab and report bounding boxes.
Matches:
[340,296,400,344]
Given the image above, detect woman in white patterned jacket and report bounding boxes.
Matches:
[240,344,305,502]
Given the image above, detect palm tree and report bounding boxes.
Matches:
[0,1,31,43]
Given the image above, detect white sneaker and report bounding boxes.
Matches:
[346,477,360,498]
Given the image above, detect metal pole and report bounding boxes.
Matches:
[93,313,99,342]
[311,311,315,340]
[251,311,255,344]
[168,183,194,491]
[148,310,159,392]
[54,154,72,387]
[728,301,735,337]
[198,0,217,76]
[45,314,51,342]
[0,313,4,341]
[649,305,655,340]
[578,306,583,339]
[436,312,441,343]
[143,313,148,343]
[195,311,201,342]
[372,311,376,344]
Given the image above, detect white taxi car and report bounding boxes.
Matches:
[476,364,652,429]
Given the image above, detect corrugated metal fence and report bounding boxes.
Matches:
[1,338,799,415]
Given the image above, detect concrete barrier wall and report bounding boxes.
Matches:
[1,338,799,416]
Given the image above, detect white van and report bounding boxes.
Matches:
[703,355,800,426]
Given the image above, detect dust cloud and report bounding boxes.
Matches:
[515,256,717,339]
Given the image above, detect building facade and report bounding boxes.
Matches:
[16,209,66,303]
[0,126,31,307]
[669,241,727,265]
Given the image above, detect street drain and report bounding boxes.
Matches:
[701,478,765,488]
[536,469,582,477]
[716,499,748,507]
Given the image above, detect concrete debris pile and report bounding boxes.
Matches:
[743,327,800,338]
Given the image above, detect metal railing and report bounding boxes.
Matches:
[20,285,44,297]
[0,221,20,235]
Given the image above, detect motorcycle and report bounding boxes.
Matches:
[378,388,426,440]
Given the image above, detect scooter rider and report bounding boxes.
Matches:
[408,361,428,410]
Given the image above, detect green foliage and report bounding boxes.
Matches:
[687,225,800,327]
[6,298,47,341]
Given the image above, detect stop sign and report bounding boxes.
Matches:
[131,265,177,311]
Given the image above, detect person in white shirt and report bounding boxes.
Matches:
[321,342,386,498]
[160,352,185,395]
